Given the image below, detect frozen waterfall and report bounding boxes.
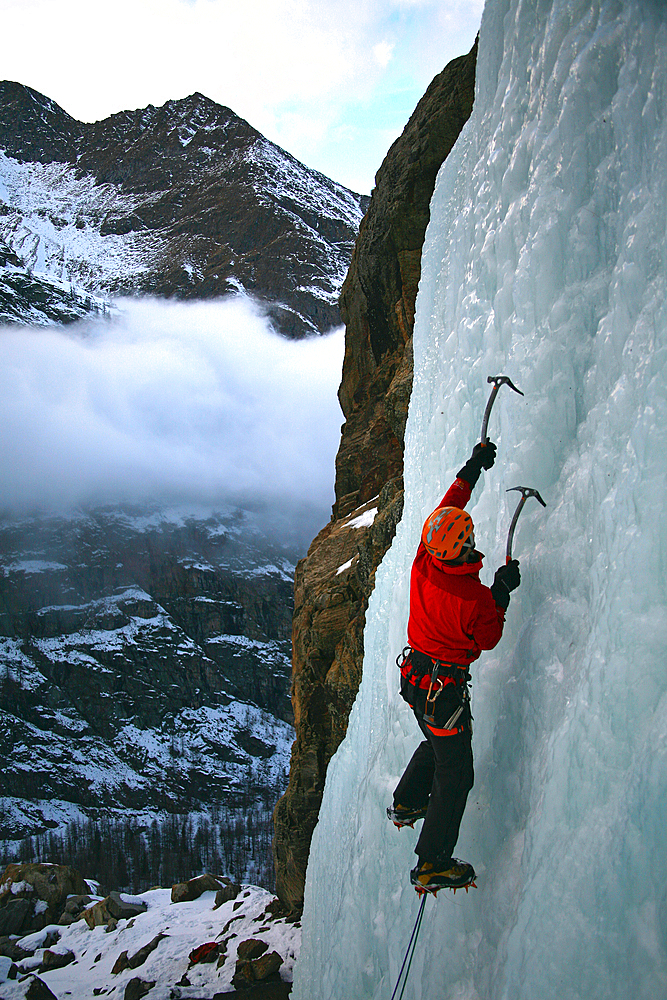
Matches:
[291,0,667,998]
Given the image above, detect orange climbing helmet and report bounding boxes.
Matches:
[421,506,474,561]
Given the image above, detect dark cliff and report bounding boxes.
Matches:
[272,41,478,911]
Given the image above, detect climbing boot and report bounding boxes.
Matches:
[410,858,476,894]
[387,803,428,828]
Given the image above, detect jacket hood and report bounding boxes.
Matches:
[429,553,484,575]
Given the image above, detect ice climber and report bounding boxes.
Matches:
[388,440,520,892]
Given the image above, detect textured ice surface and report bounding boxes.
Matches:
[293,1,667,998]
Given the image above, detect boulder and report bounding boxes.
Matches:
[237,939,269,962]
[107,891,148,921]
[232,961,257,990]
[0,936,29,961]
[214,882,241,907]
[38,948,75,972]
[171,873,226,903]
[111,950,130,975]
[123,978,155,1000]
[0,954,16,982]
[0,898,32,936]
[0,863,87,909]
[83,891,147,929]
[82,900,111,928]
[57,894,92,925]
[128,933,167,970]
[112,931,167,975]
[232,939,283,990]
[0,863,88,932]
[250,952,283,981]
[14,975,59,1000]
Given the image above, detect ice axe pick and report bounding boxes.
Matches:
[505,486,547,563]
[480,375,524,442]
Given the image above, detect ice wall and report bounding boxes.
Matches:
[292,1,667,998]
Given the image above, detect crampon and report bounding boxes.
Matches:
[387,804,428,829]
[410,859,477,896]
[413,875,477,897]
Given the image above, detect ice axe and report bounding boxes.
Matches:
[480,375,524,442]
[505,486,547,562]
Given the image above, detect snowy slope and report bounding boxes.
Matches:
[0,883,299,999]
[0,503,297,889]
[0,151,155,290]
[293,1,667,998]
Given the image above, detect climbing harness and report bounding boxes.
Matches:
[423,658,470,728]
[390,892,427,1000]
[397,647,471,733]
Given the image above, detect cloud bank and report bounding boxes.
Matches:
[0,297,344,544]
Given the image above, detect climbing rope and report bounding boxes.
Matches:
[390,892,427,1000]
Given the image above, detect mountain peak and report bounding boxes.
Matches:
[0,81,368,336]
[0,80,82,163]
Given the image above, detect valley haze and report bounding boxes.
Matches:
[0,297,345,550]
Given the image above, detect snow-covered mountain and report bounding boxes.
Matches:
[0,503,297,890]
[0,80,363,891]
[293,0,667,997]
[0,82,368,336]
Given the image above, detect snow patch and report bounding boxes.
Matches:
[345,507,377,530]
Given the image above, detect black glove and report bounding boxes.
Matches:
[490,560,521,610]
[457,440,497,487]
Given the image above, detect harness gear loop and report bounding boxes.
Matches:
[425,662,471,729]
[443,700,466,731]
[397,646,429,687]
[398,648,473,733]
[396,647,411,670]
[423,659,445,725]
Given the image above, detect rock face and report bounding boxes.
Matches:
[272,42,478,911]
[0,81,368,336]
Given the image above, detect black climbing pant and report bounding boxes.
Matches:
[393,710,474,864]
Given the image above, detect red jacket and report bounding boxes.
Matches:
[407,477,505,666]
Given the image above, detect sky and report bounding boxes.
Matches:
[0,0,483,194]
[0,297,345,548]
